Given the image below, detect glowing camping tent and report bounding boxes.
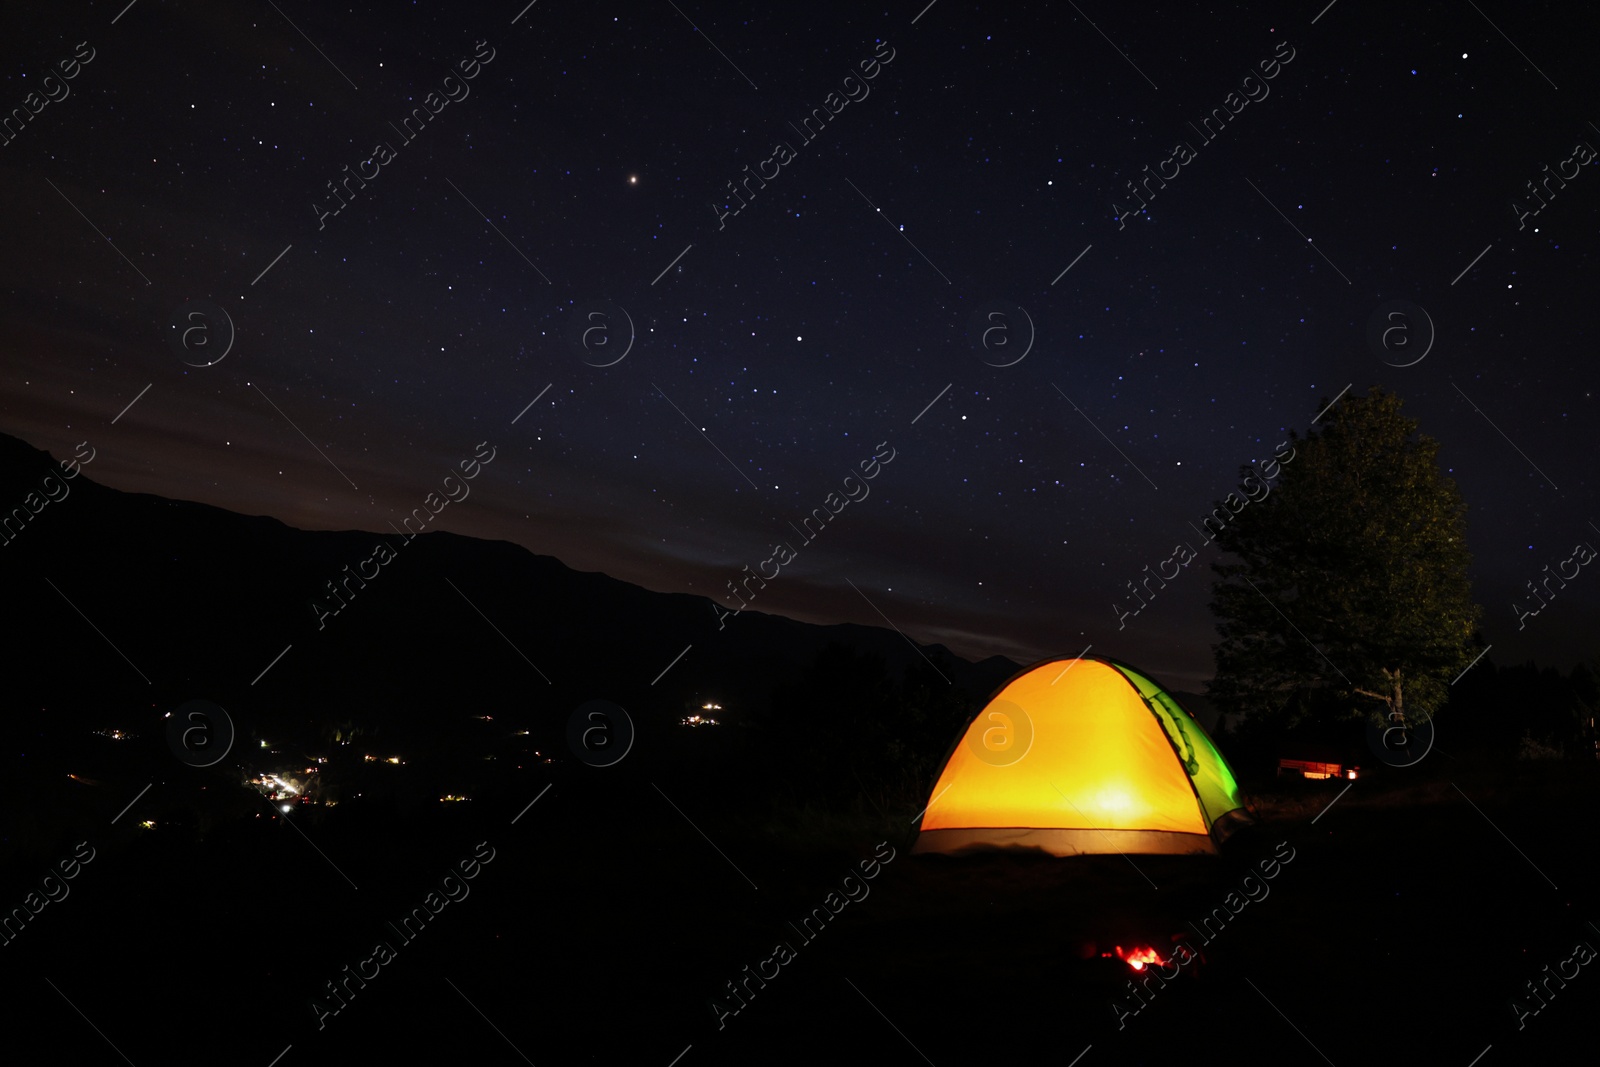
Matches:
[913,656,1251,856]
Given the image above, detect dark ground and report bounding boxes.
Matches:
[3,728,1595,1066]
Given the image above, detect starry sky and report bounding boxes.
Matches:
[2,0,1595,687]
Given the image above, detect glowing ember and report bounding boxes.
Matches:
[1111,945,1167,971]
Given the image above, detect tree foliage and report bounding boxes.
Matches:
[1206,387,1481,728]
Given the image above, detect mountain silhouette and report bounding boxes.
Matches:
[0,431,1019,772]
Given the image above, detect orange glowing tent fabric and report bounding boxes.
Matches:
[913,656,1251,856]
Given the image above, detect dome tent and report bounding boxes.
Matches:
[913,655,1251,856]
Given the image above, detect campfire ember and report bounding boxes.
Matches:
[1104,945,1167,971]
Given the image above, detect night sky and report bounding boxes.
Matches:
[3,0,1595,687]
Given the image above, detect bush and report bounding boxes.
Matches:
[1516,732,1563,761]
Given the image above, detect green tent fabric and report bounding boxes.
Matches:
[1114,662,1244,833]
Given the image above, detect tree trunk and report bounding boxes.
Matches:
[1354,667,1405,726]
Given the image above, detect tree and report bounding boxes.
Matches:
[1205,387,1481,731]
